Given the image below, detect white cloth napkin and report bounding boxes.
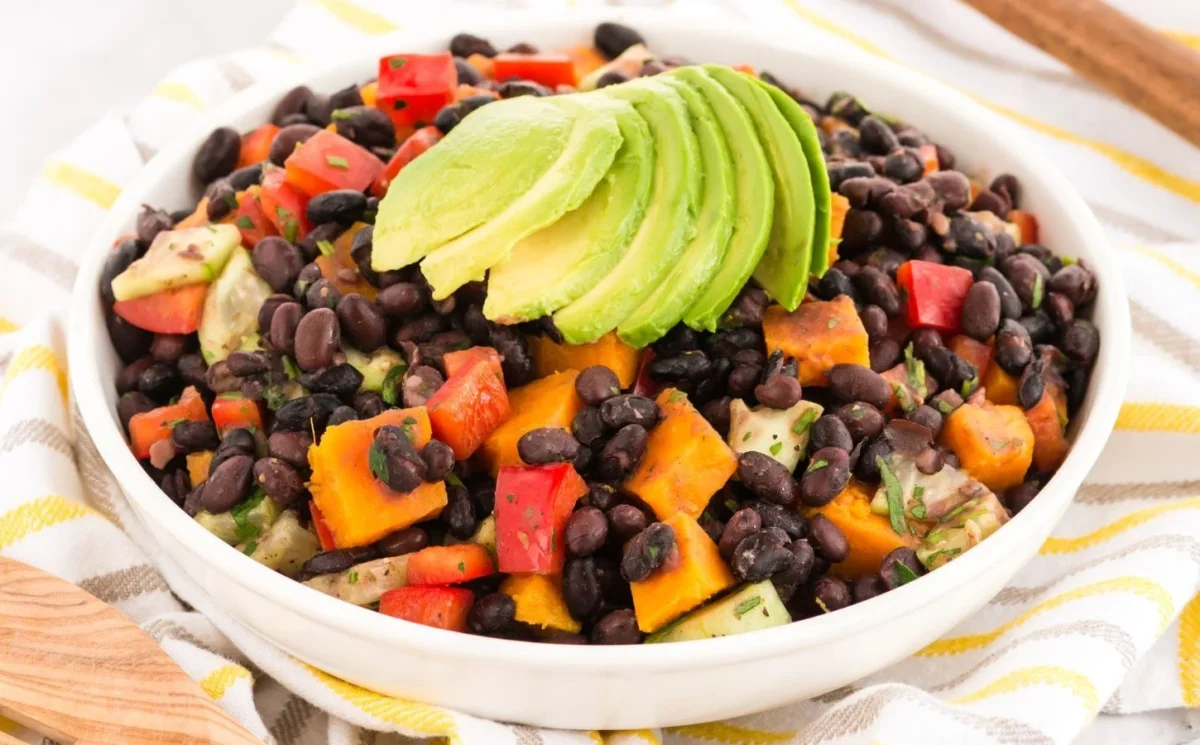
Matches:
[2,1,1200,743]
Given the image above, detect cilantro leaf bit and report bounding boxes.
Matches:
[380,364,408,406]
[317,239,336,257]
[330,108,355,121]
[445,473,465,488]
[242,541,258,556]
[878,457,907,535]
[368,443,390,485]
[1031,272,1045,309]
[791,407,819,436]
[230,489,267,541]
[667,389,687,403]
[893,561,919,586]
[807,458,829,473]
[348,570,360,584]
[769,441,783,456]
[235,215,255,229]
[456,561,466,573]
[733,596,763,618]
[325,154,350,170]
[388,56,407,69]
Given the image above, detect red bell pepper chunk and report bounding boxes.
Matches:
[494,463,588,574]
[127,386,208,459]
[376,53,457,129]
[238,123,279,169]
[896,260,975,334]
[259,166,312,243]
[379,586,474,632]
[309,500,337,552]
[426,357,511,459]
[442,346,502,378]
[233,186,278,247]
[284,130,384,197]
[491,54,577,88]
[113,284,208,334]
[211,394,264,436]
[631,348,661,399]
[406,544,495,586]
[370,126,442,197]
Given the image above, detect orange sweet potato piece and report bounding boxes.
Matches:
[1008,209,1039,245]
[467,53,495,79]
[565,45,607,78]
[948,335,992,379]
[939,400,1034,492]
[501,573,580,633]
[983,362,1018,406]
[187,451,213,486]
[626,389,738,521]
[316,221,378,300]
[812,480,917,579]
[309,408,448,548]
[828,192,849,266]
[528,331,640,389]
[630,512,735,633]
[1026,381,1069,474]
[763,296,870,386]
[238,124,279,169]
[360,81,377,108]
[480,370,583,476]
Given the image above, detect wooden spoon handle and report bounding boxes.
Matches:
[961,0,1200,149]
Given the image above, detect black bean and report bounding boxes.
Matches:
[807,514,849,563]
[880,547,925,590]
[754,374,802,410]
[814,267,858,302]
[271,86,315,126]
[883,148,924,183]
[376,526,428,557]
[305,190,368,227]
[620,522,675,582]
[854,306,886,343]
[811,575,853,613]
[100,238,143,307]
[976,266,1021,320]
[116,357,153,395]
[302,546,378,576]
[372,424,426,494]
[827,91,869,125]
[869,339,902,373]
[810,415,853,453]
[138,362,182,401]
[228,163,263,191]
[594,22,644,59]
[293,308,340,371]
[738,451,797,504]
[264,431,311,471]
[839,177,895,210]
[597,424,648,481]
[1003,254,1049,312]
[559,505,606,557]
[566,408,605,449]
[648,351,711,382]
[257,294,292,337]
[853,266,901,317]
[960,281,1001,341]
[1048,264,1096,308]
[920,346,977,393]
[224,351,269,378]
[451,56,484,87]
[117,391,156,431]
[268,123,320,166]
[724,364,760,399]
[1005,481,1040,514]
[193,127,240,184]
[1020,312,1056,345]
[730,531,796,583]
[575,366,621,406]
[599,395,659,429]
[249,237,303,294]
[852,575,887,603]
[1016,357,1045,409]
[159,468,190,505]
[201,455,253,513]
[772,539,816,603]
[441,483,475,540]
[607,503,647,540]
[799,447,852,507]
[591,609,641,644]
[333,294,385,354]
[305,278,343,313]
[293,262,322,300]
[701,396,732,437]
[858,116,899,155]
[1061,318,1100,366]
[827,364,891,409]
[827,161,876,192]
[879,180,937,219]
[460,592,511,635]
[748,500,806,540]
[264,302,301,357]
[835,402,884,443]
[906,404,944,436]
[1044,292,1074,330]
[719,508,763,561]
[723,286,770,329]
[840,209,884,254]
[497,80,551,98]
[578,483,614,513]
[396,366,440,408]
[250,457,303,506]
[273,393,341,433]
[517,427,580,465]
[924,170,970,212]
[328,105,394,150]
[171,420,220,453]
[304,364,366,397]
[990,318,1032,376]
[414,440,452,484]
[450,33,497,58]
[853,437,892,482]
[326,406,357,427]
[203,179,237,221]
[147,335,187,365]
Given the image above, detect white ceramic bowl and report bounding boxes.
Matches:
[70,9,1130,730]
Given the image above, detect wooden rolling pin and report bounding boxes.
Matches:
[962,0,1200,149]
[0,557,262,745]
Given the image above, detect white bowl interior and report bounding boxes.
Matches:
[68,9,1130,729]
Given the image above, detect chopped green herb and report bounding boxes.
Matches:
[388,56,407,69]
[807,458,829,473]
[1062,255,1077,266]
[164,417,188,428]
[446,473,464,488]
[913,485,925,501]
[814,597,830,614]
[506,493,515,503]
[791,407,819,436]
[368,444,389,484]
[960,374,980,398]
[903,343,927,394]
[894,383,915,413]
[380,364,408,406]
[894,562,919,585]
[769,441,783,456]
[910,504,927,520]
[330,108,355,121]
[733,596,763,618]
[724,498,739,513]
[317,239,336,257]
[263,384,289,411]
[284,221,298,243]
[936,398,955,415]
[348,570,360,584]
[235,215,255,229]
[944,502,971,521]
[926,529,948,544]
[457,561,466,573]
[851,405,866,419]
[647,544,660,562]
[925,548,961,564]
[230,489,266,541]
[742,432,752,442]
[242,541,258,555]
[217,392,243,399]
[1031,272,1045,309]
[325,154,350,170]
[668,390,687,403]
[878,457,907,535]
[282,356,301,381]
[222,192,238,210]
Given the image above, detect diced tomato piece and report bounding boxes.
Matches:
[1008,209,1039,245]
[238,124,279,169]
[259,166,312,243]
[211,394,264,436]
[896,260,975,334]
[379,586,474,632]
[406,544,495,586]
[948,335,993,377]
[442,346,502,378]
[127,386,208,459]
[492,54,577,88]
[284,130,384,197]
[370,126,442,197]
[494,463,588,574]
[376,52,457,129]
[426,358,511,459]
[113,284,208,334]
[632,348,661,399]
[918,144,939,176]
[309,500,337,552]
[233,186,278,246]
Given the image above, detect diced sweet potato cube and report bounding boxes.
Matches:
[480,370,583,476]
[763,296,869,386]
[948,335,992,379]
[630,512,735,633]
[939,400,1034,492]
[1026,381,1070,474]
[828,192,849,266]
[187,451,213,486]
[501,573,581,633]
[315,222,377,300]
[309,408,448,548]
[528,331,640,389]
[625,389,738,521]
[812,480,917,578]
[982,362,1018,406]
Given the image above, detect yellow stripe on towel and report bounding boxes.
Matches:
[951,665,1098,712]
[41,160,121,210]
[0,495,94,550]
[198,664,252,700]
[310,0,400,35]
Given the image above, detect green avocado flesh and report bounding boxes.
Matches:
[674,67,775,332]
[371,96,577,273]
[419,98,623,300]
[705,65,815,312]
[616,75,734,349]
[646,581,791,643]
[755,77,832,279]
[483,97,654,324]
[552,78,702,345]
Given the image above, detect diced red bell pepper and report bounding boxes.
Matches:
[259,166,312,243]
[1008,209,1039,245]
[492,53,577,88]
[442,346,502,378]
[896,260,975,334]
[376,52,457,129]
[211,394,264,436]
[426,357,511,459]
[494,463,588,574]
[379,586,474,632]
[127,386,208,459]
[309,500,337,552]
[632,348,661,399]
[284,130,385,197]
[233,186,278,247]
[918,144,939,176]
[370,126,442,197]
[406,544,495,586]
[113,284,208,334]
[238,123,279,169]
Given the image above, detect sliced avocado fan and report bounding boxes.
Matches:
[552,78,702,345]
[705,65,815,312]
[484,97,654,324]
[754,78,832,279]
[675,67,775,332]
[371,96,580,274]
[617,75,734,348]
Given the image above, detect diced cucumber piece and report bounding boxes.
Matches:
[198,246,273,364]
[343,345,406,392]
[303,554,411,606]
[111,224,240,302]
[647,581,790,643]
[195,493,280,545]
[242,510,320,577]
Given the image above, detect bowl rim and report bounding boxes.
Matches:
[69,8,1130,673]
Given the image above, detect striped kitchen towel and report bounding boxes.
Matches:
[2,1,1200,743]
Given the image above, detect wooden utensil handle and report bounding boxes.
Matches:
[961,0,1200,149]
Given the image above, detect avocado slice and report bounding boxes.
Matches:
[616,76,735,347]
[197,246,273,364]
[676,67,775,332]
[483,98,654,324]
[242,509,320,577]
[647,581,791,643]
[553,78,702,345]
[754,78,832,278]
[705,66,815,311]
[417,99,623,299]
[111,224,240,302]
[371,96,579,273]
